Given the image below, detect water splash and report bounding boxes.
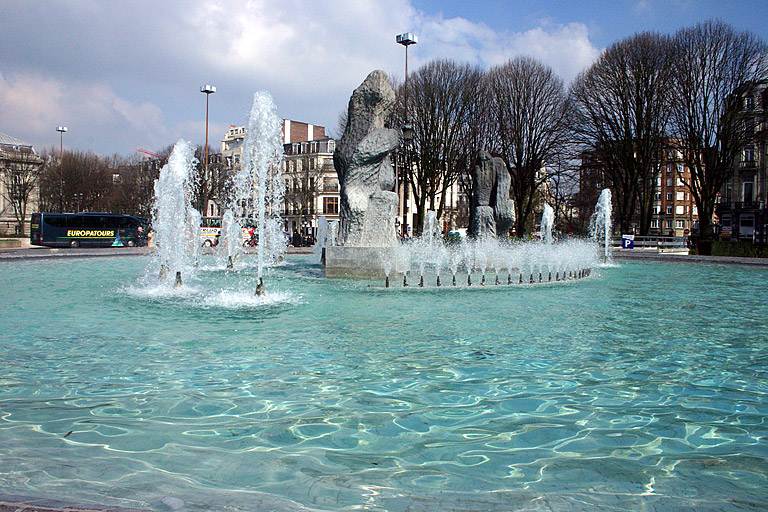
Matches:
[541,204,555,244]
[151,140,200,279]
[590,189,612,262]
[240,91,286,280]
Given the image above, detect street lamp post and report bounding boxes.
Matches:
[200,84,216,202]
[56,126,67,212]
[396,32,417,237]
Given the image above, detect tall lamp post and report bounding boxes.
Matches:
[56,126,67,212]
[200,84,216,208]
[396,32,417,237]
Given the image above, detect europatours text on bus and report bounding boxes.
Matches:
[66,230,116,238]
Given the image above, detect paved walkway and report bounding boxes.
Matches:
[1,238,765,266]
[0,239,314,262]
[612,249,768,266]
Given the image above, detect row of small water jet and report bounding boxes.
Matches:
[380,210,599,289]
[386,237,599,288]
[151,139,200,288]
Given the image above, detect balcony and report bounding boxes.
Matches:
[739,160,757,169]
[716,200,765,213]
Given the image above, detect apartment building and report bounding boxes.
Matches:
[282,137,339,239]
[0,132,44,235]
[651,147,699,237]
[716,82,768,242]
[220,121,336,240]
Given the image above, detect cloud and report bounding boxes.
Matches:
[0,1,600,155]
[0,71,168,154]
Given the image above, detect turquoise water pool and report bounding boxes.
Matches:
[1,255,766,511]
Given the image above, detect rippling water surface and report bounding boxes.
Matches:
[1,255,767,511]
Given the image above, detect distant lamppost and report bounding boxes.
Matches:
[396,32,417,237]
[200,84,216,193]
[56,126,67,212]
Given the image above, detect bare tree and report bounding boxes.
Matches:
[546,149,581,235]
[283,156,324,235]
[569,32,676,235]
[670,20,768,239]
[486,56,571,236]
[0,147,44,234]
[38,149,112,213]
[399,59,484,233]
[191,145,232,217]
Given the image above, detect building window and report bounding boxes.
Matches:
[676,205,685,215]
[666,205,673,214]
[323,197,339,215]
[746,95,755,110]
[744,146,755,162]
[653,205,660,214]
[324,177,339,192]
[667,192,673,201]
[744,181,754,203]
[676,191,685,201]
[667,177,673,187]
[651,219,658,228]
[676,220,685,229]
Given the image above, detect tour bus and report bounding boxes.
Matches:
[30,212,149,248]
[200,216,256,246]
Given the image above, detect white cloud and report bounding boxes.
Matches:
[0,1,600,154]
[0,71,168,153]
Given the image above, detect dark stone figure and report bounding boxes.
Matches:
[469,151,515,239]
[333,70,401,247]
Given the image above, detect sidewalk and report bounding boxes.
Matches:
[612,249,768,266]
[0,238,315,262]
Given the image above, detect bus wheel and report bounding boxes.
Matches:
[127,240,135,247]
[203,240,212,247]
[70,240,80,248]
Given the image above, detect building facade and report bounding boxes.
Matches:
[578,143,699,238]
[221,120,337,241]
[651,147,699,238]
[282,137,339,241]
[716,82,768,243]
[0,132,44,235]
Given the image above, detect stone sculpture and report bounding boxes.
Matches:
[333,70,401,247]
[470,151,515,238]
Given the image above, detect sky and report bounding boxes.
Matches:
[1,0,767,158]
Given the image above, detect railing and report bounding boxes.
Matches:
[717,200,765,210]
[612,235,688,252]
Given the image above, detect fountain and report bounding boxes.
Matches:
[590,188,612,262]
[540,204,555,244]
[313,216,339,264]
[151,139,199,285]
[232,91,286,289]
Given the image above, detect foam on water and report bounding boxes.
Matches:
[201,289,303,309]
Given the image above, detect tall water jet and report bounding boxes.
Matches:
[540,204,555,244]
[590,189,612,262]
[152,140,199,279]
[238,91,286,288]
[313,217,330,263]
[220,209,242,268]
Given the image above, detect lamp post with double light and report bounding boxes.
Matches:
[56,126,67,212]
[200,84,216,198]
[396,32,417,237]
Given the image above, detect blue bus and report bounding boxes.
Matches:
[30,212,149,248]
